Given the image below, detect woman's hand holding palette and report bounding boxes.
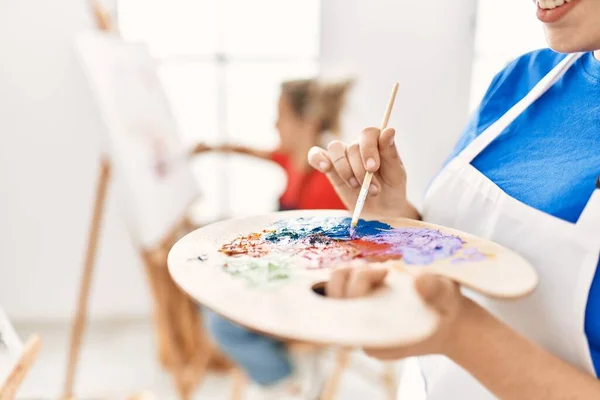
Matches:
[168,210,538,347]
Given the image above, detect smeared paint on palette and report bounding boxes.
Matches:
[212,217,488,285]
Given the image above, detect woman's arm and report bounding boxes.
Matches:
[449,301,600,400]
[217,144,273,160]
[327,270,600,400]
[189,143,273,160]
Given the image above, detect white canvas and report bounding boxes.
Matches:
[75,31,200,247]
[0,307,23,385]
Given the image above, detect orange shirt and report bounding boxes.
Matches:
[271,151,346,211]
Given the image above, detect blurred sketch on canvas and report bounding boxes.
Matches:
[75,31,200,247]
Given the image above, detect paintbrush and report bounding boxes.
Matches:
[350,83,399,235]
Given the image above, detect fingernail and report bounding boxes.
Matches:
[349,177,359,188]
[369,184,378,195]
[319,161,328,171]
[389,138,395,147]
[366,158,376,170]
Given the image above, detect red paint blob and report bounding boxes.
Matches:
[349,239,402,262]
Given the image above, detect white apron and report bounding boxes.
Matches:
[418,52,600,399]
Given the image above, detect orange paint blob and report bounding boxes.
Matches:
[349,239,403,262]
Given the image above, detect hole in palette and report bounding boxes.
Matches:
[310,280,391,300]
[311,281,327,297]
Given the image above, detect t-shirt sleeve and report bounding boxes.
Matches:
[312,173,347,210]
[270,151,288,168]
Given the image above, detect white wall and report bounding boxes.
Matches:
[0,0,152,321]
[320,0,478,208]
[470,0,546,109]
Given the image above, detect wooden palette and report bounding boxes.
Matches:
[168,210,538,348]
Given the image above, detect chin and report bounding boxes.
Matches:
[544,29,600,53]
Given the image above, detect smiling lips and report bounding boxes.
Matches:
[536,0,580,23]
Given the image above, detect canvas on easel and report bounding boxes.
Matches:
[74,30,200,247]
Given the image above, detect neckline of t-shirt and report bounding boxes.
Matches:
[579,52,600,83]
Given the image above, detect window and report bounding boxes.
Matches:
[470,0,547,110]
[118,0,321,221]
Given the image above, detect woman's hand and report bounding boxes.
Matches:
[326,264,474,360]
[307,127,417,219]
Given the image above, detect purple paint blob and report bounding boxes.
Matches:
[369,228,464,265]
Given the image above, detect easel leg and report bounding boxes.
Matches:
[230,368,246,400]
[0,335,42,400]
[141,250,199,400]
[320,348,350,400]
[140,249,175,369]
[382,362,398,400]
[61,157,111,399]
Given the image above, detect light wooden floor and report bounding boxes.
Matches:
[13,319,425,399]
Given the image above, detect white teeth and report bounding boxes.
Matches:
[539,0,568,9]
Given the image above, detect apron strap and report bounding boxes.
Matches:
[576,176,600,240]
[457,52,584,164]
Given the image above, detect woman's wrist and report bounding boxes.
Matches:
[401,200,421,220]
[388,199,420,220]
[367,200,420,221]
[442,298,497,364]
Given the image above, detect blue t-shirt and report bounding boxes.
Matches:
[447,49,600,373]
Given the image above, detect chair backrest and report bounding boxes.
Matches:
[0,307,23,386]
[74,31,201,248]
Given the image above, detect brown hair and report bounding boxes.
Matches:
[280,78,354,136]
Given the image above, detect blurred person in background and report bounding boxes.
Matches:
[309,0,600,399]
[197,78,352,399]
[194,78,352,212]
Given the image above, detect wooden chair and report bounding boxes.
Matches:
[0,328,42,400]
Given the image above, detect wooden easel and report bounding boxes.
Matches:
[0,335,42,400]
[61,3,229,399]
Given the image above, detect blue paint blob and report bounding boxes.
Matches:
[264,217,392,242]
